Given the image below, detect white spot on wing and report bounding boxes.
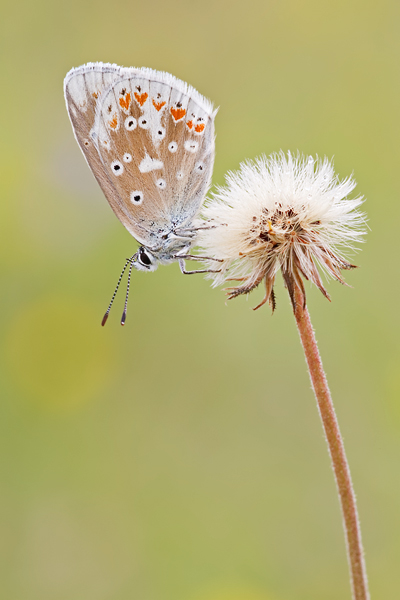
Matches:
[168,141,178,153]
[156,127,166,140]
[131,191,143,205]
[111,160,124,176]
[125,116,137,131]
[123,153,132,163]
[184,140,199,153]
[138,116,149,129]
[156,178,166,189]
[139,154,164,173]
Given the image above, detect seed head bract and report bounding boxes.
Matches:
[198,152,365,310]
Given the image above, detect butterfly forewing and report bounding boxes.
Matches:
[93,69,216,249]
[64,63,141,236]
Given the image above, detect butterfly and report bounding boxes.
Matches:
[64,62,219,325]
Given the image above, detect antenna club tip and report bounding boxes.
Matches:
[121,311,127,326]
[101,313,109,327]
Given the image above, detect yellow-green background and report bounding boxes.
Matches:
[1,1,399,598]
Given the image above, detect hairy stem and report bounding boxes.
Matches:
[292,286,370,600]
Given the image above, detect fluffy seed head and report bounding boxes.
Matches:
[198,152,366,310]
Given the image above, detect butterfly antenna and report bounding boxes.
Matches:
[121,258,135,326]
[101,254,136,326]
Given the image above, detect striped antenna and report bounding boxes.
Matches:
[121,257,135,326]
[101,254,137,326]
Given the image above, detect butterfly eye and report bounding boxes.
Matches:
[156,178,167,190]
[123,153,132,163]
[168,141,178,153]
[184,140,199,153]
[138,116,149,129]
[139,251,152,266]
[111,160,124,176]
[124,117,137,131]
[130,191,143,205]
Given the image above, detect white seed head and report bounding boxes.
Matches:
[198,152,366,309]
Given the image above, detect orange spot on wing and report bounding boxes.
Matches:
[92,92,98,99]
[134,92,148,106]
[152,99,166,111]
[186,120,193,129]
[119,92,131,110]
[170,107,186,121]
[194,123,205,133]
[109,115,118,129]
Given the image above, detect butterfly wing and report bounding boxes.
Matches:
[93,68,216,250]
[64,62,144,237]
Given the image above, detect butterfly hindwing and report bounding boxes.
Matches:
[93,68,216,249]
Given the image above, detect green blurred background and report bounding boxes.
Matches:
[1,1,399,598]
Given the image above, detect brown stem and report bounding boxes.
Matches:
[292,285,370,600]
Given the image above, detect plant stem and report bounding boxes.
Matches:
[292,286,370,600]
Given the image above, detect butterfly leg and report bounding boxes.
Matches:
[174,223,227,235]
[178,259,221,275]
[175,254,223,262]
